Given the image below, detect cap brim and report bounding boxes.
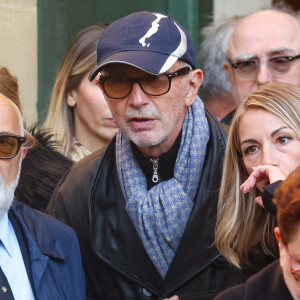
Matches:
[88,50,179,81]
[89,65,102,81]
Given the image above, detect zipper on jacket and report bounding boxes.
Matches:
[150,158,159,183]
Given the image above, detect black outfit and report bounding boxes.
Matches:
[48,111,273,299]
[132,131,181,190]
[214,260,293,300]
[15,127,73,212]
[221,109,235,125]
[262,181,282,216]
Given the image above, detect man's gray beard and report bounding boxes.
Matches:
[0,156,22,219]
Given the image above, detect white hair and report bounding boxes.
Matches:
[198,15,242,101]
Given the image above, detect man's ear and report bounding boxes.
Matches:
[21,147,28,160]
[184,69,203,107]
[275,227,281,243]
[67,90,77,107]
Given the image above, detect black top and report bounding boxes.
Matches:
[262,181,282,216]
[132,131,182,190]
[214,260,292,300]
[221,110,235,125]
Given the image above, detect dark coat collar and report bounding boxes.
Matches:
[9,201,65,260]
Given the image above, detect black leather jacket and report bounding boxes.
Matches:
[48,112,271,299]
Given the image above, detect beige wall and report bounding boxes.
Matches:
[214,0,272,23]
[0,0,37,125]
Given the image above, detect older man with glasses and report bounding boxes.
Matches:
[48,11,273,299]
[223,7,300,124]
[0,93,85,299]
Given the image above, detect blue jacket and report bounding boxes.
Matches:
[9,201,86,300]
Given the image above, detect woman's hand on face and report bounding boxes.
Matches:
[241,165,288,193]
[240,165,288,207]
[240,165,288,208]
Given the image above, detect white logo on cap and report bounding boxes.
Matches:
[159,22,187,73]
[139,13,167,47]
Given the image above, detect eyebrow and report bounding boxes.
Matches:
[271,126,289,137]
[240,126,290,145]
[268,46,294,56]
[240,138,257,146]
[232,47,296,62]
[232,53,257,61]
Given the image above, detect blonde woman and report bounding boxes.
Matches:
[216,82,300,268]
[44,24,118,162]
[216,166,300,299]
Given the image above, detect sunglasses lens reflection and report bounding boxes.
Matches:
[0,136,19,158]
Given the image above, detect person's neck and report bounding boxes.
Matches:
[136,132,181,159]
[74,124,108,153]
[204,94,237,120]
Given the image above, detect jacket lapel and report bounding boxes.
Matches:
[9,202,65,292]
[161,113,226,295]
[90,148,163,293]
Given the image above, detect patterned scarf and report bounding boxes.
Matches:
[116,96,209,278]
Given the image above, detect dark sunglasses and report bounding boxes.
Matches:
[0,134,25,159]
[98,67,191,99]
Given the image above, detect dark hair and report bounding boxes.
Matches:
[15,125,73,212]
[274,166,300,244]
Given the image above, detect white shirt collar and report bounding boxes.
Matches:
[0,212,14,257]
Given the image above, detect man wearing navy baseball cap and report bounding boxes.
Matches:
[48,11,271,299]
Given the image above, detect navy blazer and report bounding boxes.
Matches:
[8,201,85,300]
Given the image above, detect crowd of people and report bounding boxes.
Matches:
[0,4,300,300]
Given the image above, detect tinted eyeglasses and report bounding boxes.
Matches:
[227,54,300,81]
[98,67,191,99]
[0,134,25,159]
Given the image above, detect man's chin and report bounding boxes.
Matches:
[127,132,163,148]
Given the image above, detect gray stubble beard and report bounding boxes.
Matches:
[0,155,22,219]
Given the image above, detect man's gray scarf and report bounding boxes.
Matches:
[116,96,209,278]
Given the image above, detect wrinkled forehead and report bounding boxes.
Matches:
[228,11,300,58]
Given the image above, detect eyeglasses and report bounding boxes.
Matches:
[98,67,191,99]
[227,54,300,81]
[284,244,300,282]
[0,134,25,159]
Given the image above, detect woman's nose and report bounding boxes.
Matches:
[261,146,278,166]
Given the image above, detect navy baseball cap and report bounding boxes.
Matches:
[89,11,197,81]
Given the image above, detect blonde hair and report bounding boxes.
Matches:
[43,24,106,157]
[216,82,300,268]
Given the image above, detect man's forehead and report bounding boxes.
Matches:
[228,10,300,57]
[0,96,21,135]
